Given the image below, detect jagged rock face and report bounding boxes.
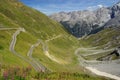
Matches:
[104,2,120,28]
[50,8,111,37]
[50,2,120,37]
[104,14,120,28]
[110,1,120,18]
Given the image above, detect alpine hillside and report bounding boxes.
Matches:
[50,1,120,79]
[0,0,80,71]
[0,0,119,80]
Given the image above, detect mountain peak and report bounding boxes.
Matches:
[112,1,120,8]
[116,1,120,6]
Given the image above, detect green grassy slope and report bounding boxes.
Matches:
[0,0,111,79]
[0,0,80,72]
[79,28,120,47]
[79,27,120,60]
[0,30,30,67]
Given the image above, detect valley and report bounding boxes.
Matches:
[0,27,114,80]
[0,0,120,80]
[75,46,120,79]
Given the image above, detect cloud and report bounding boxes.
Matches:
[31,1,89,15]
[32,3,106,15]
[87,6,96,11]
[87,4,105,10]
[97,4,104,8]
[21,0,119,15]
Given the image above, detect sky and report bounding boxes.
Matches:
[20,0,120,15]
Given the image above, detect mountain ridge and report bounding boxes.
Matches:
[50,1,120,37]
[0,0,120,79]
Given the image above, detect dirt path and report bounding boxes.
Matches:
[45,35,62,42]
[35,35,67,64]
[83,48,114,56]
[1,28,64,70]
[86,67,120,80]
[0,28,18,30]
[75,48,102,64]
[45,35,67,64]
[44,51,66,64]
[75,47,114,57]
[75,47,120,79]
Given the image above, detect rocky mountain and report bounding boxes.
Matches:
[1,0,107,80]
[110,1,120,18]
[104,14,120,28]
[1,0,120,79]
[104,1,120,27]
[50,2,120,37]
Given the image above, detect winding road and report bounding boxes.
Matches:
[75,47,120,80]
[28,35,66,64]
[8,28,45,72]
[82,48,114,57]
[27,40,46,72]
[0,28,18,30]
[75,48,103,64]
[2,27,120,79]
